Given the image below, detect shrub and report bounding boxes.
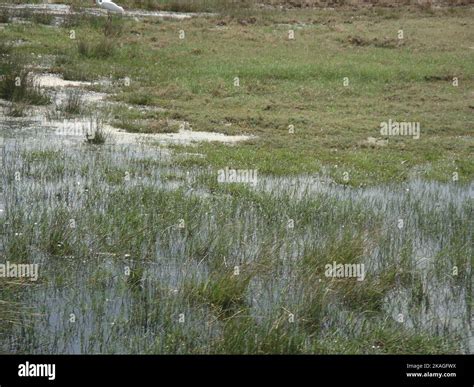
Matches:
[62,89,83,115]
[77,38,116,59]
[32,12,54,25]
[85,118,108,145]
[0,57,50,105]
[0,7,10,23]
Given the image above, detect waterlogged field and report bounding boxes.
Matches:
[0,2,472,354]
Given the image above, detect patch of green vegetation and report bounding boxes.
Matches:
[0,38,12,56]
[32,12,54,25]
[0,7,10,23]
[0,56,50,105]
[102,15,124,38]
[0,4,471,355]
[211,316,308,354]
[184,269,252,316]
[86,129,107,145]
[315,323,460,354]
[61,88,83,115]
[77,38,116,59]
[114,118,180,133]
[9,8,469,182]
[117,91,155,106]
[22,149,64,163]
[41,211,77,257]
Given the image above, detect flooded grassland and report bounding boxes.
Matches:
[0,3,472,353]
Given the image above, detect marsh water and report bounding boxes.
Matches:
[0,107,472,353]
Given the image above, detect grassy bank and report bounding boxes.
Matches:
[2,6,472,185]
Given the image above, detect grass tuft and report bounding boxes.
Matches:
[77,38,116,59]
[0,56,50,105]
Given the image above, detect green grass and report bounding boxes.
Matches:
[32,11,54,25]
[0,4,472,355]
[61,89,83,115]
[0,6,10,23]
[0,138,471,353]
[77,38,116,59]
[0,56,50,105]
[85,124,108,144]
[2,6,467,185]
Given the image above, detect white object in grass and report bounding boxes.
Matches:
[96,0,124,13]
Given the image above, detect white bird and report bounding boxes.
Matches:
[95,0,124,13]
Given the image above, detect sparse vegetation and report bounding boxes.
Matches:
[6,101,26,116]
[77,38,116,59]
[85,119,108,144]
[0,38,12,56]
[0,57,50,105]
[62,88,83,115]
[114,118,180,133]
[0,6,10,23]
[102,15,124,38]
[32,11,54,25]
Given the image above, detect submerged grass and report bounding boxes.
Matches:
[0,56,50,105]
[61,89,83,116]
[0,4,472,355]
[0,137,470,353]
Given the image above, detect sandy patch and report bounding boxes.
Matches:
[364,137,388,147]
[34,73,92,89]
[110,127,254,145]
[2,4,210,20]
[45,117,253,145]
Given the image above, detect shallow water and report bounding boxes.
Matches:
[1,73,255,146]
[1,118,471,353]
[0,66,472,354]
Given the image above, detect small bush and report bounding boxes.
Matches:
[62,89,83,115]
[85,118,108,145]
[184,270,252,316]
[14,8,32,20]
[0,7,10,23]
[78,38,116,59]
[103,15,124,38]
[0,57,50,105]
[32,12,54,25]
[0,39,11,56]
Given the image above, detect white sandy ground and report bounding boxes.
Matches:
[35,73,93,88]
[111,127,254,145]
[5,73,255,145]
[33,73,108,104]
[48,120,254,146]
[0,3,211,20]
